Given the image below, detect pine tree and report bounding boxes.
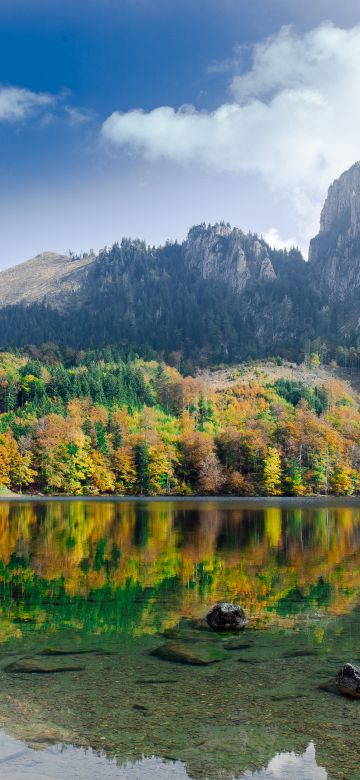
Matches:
[96,422,108,454]
[135,441,150,494]
[5,378,16,412]
[287,459,306,496]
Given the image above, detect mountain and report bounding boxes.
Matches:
[309,162,360,336]
[0,164,359,362]
[309,162,360,299]
[184,224,277,291]
[0,227,290,308]
[0,251,96,308]
[0,228,315,362]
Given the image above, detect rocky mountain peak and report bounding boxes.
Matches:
[318,161,360,237]
[184,223,276,292]
[309,162,360,303]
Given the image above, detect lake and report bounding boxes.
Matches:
[0,497,358,779]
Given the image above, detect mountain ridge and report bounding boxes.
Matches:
[0,163,358,361]
[0,226,293,306]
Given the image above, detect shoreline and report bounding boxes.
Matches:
[0,494,359,506]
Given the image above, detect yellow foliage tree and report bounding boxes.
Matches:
[263,446,282,495]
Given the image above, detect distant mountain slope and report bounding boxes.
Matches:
[0,251,96,308]
[0,164,358,360]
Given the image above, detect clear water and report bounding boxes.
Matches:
[0,497,358,779]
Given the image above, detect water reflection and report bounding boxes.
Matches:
[0,733,327,780]
[0,732,189,779]
[242,743,327,779]
[0,499,358,637]
[0,499,358,780]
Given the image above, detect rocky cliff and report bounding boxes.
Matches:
[309,162,360,301]
[184,224,276,292]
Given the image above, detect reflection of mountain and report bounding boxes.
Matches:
[0,500,359,638]
[0,733,328,780]
[0,733,190,779]
[240,743,327,780]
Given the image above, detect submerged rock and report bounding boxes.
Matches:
[206,602,247,632]
[336,663,360,698]
[40,648,101,656]
[283,650,318,659]
[151,641,227,665]
[223,640,253,651]
[318,681,340,697]
[162,624,222,644]
[4,657,85,674]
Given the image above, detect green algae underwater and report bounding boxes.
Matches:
[0,498,359,779]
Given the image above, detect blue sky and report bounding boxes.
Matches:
[1,0,360,267]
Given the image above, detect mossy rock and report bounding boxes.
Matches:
[4,657,85,674]
[161,627,222,645]
[223,640,253,651]
[151,641,227,665]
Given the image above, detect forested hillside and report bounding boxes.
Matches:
[0,231,317,363]
[0,348,358,496]
[1,163,360,362]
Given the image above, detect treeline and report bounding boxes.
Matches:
[0,350,359,496]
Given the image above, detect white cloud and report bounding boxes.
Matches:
[263,227,299,252]
[64,105,94,126]
[0,86,54,121]
[0,88,95,130]
[101,22,360,244]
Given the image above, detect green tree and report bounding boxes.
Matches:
[286,459,306,496]
[5,378,16,412]
[135,441,150,495]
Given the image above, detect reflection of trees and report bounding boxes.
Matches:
[0,501,359,636]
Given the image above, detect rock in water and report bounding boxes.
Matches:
[4,658,85,674]
[206,602,247,632]
[336,663,360,698]
[151,642,227,665]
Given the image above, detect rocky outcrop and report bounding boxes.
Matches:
[309,162,360,303]
[184,223,276,293]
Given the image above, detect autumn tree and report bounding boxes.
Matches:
[263,447,282,496]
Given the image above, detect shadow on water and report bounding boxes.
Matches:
[0,498,357,778]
